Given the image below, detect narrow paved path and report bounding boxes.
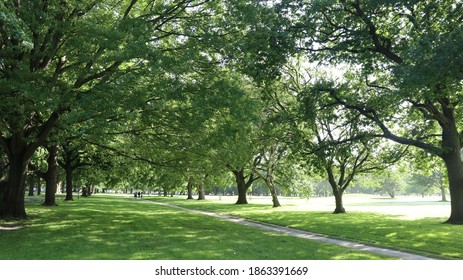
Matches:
[143,199,437,260]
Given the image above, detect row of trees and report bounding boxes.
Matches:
[1,0,462,224]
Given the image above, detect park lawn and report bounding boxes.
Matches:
[0,195,392,260]
[145,196,463,260]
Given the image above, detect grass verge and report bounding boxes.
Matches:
[144,196,463,259]
[0,195,392,260]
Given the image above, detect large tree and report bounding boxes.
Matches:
[280,0,463,224]
[0,0,223,219]
[298,80,405,213]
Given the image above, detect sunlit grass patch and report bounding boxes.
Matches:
[147,196,463,259]
[0,195,392,260]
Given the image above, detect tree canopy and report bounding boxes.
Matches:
[1,0,462,225]
[276,0,463,224]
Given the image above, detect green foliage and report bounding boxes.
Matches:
[217,0,296,82]
[277,0,463,222]
[406,173,437,197]
[0,0,290,207]
[359,167,407,198]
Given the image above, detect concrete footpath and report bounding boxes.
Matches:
[144,200,437,260]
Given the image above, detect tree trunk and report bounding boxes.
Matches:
[2,159,28,219]
[28,174,35,196]
[0,111,59,219]
[37,177,41,196]
[64,163,73,201]
[333,189,346,214]
[0,136,29,219]
[442,151,463,224]
[440,185,447,202]
[265,177,281,207]
[197,185,205,200]
[82,186,91,197]
[440,109,463,224]
[43,145,58,206]
[388,190,395,199]
[186,177,194,200]
[0,180,7,212]
[234,169,249,204]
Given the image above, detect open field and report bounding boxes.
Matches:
[145,194,463,259]
[0,195,392,260]
[190,194,451,220]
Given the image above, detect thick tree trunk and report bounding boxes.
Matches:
[442,151,463,224]
[333,189,346,214]
[64,163,73,201]
[0,111,59,219]
[440,109,463,224]
[0,136,29,220]
[234,170,249,205]
[197,185,205,200]
[186,177,194,200]
[1,157,28,219]
[43,145,58,206]
[236,184,248,204]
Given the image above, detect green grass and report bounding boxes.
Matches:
[0,195,392,260]
[144,196,463,259]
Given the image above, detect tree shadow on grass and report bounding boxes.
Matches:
[0,195,390,260]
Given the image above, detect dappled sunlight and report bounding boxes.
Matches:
[148,194,463,259]
[0,195,395,260]
[3,194,460,259]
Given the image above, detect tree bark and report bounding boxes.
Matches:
[43,145,59,206]
[264,177,281,207]
[0,135,29,219]
[326,164,347,214]
[333,189,346,214]
[64,162,74,201]
[28,174,35,196]
[234,169,249,204]
[442,151,463,224]
[197,185,205,200]
[37,177,41,196]
[0,112,60,219]
[186,177,194,200]
[440,185,447,202]
[440,106,463,224]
